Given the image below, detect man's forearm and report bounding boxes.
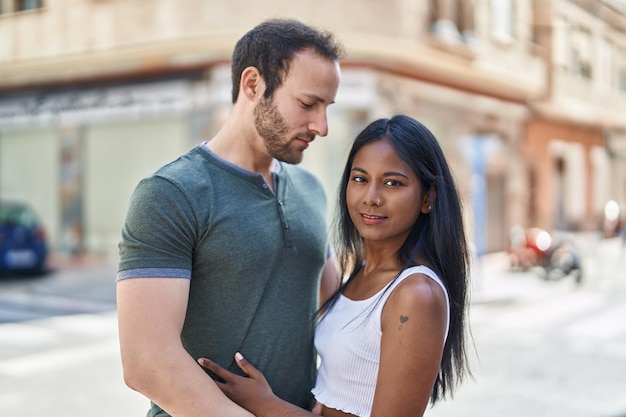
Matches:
[123,346,253,417]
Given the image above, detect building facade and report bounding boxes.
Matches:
[0,0,624,259]
[530,0,626,233]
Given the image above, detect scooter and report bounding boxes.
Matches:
[508,226,583,284]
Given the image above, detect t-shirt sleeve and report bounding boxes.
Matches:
[117,175,197,280]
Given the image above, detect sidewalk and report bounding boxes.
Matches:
[469,251,573,305]
[0,311,149,416]
[470,235,626,306]
[3,241,622,417]
[45,251,114,271]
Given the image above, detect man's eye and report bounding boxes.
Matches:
[301,101,314,108]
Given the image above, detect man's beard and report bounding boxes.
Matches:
[254,96,304,164]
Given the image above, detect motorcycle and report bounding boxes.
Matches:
[508,226,583,284]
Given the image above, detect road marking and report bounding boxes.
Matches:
[0,312,121,378]
[0,321,60,346]
[486,291,604,330]
[0,312,118,347]
[0,292,115,315]
[37,312,119,336]
[566,303,626,340]
[0,338,120,377]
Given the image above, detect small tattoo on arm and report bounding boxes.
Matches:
[399,315,409,330]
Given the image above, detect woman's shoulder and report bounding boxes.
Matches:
[382,267,448,324]
[395,265,447,297]
[380,265,451,347]
[395,270,446,305]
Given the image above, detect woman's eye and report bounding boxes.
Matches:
[384,179,403,186]
[351,175,366,183]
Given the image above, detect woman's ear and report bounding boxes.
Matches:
[421,188,436,214]
[240,67,265,101]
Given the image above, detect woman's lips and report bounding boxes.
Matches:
[361,213,386,225]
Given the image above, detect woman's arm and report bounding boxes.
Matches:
[370,273,448,417]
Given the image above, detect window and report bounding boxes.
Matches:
[1,0,44,12]
[457,0,475,40]
[429,0,476,45]
[599,39,614,89]
[491,0,515,42]
[619,69,626,92]
[14,0,43,11]
[570,27,593,79]
[617,50,626,92]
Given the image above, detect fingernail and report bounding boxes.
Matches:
[235,352,244,361]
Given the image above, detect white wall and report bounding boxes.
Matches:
[0,128,60,248]
[84,117,188,258]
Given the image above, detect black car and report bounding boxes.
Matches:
[0,200,48,273]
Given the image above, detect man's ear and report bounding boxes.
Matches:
[240,67,265,101]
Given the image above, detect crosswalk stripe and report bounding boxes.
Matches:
[0,338,120,378]
[566,303,626,340]
[481,291,605,330]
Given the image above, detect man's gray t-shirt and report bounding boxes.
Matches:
[118,144,328,415]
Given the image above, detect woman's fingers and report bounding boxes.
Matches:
[198,353,275,412]
[198,353,271,391]
[234,352,273,392]
[197,357,232,381]
[234,352,258,378]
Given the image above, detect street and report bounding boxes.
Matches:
[0,256,147,415]
[0,236,625,417]
[429,236,626,417]
[0,256,116,323]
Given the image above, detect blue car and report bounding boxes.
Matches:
[0,201,48,274]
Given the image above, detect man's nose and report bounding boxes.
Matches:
[308,110,329,137]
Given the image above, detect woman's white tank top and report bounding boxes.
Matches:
[311,265,449,417]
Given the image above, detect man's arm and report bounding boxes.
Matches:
[117,277,254,417]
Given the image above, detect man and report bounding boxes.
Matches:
[116,18,343,417]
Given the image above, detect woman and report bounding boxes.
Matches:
[199,114,472,417]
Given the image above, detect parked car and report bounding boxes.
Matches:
[0,200,48,274]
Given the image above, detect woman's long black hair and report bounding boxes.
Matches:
[319,114,472,404]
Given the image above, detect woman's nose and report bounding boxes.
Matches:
[365,186,382,206]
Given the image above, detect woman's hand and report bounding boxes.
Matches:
[199,353,320,417]
[197,352,275,413]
